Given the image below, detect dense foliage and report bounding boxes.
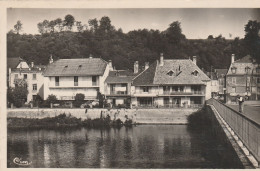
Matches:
[7,86,28,108]
[73,93,85,107]
[7,15,260,71]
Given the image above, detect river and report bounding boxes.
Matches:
[7,124,243,168]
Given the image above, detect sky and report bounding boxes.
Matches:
[7,8,260,39]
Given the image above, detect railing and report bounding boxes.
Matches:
[207,98,260,163]
[110,91,128,95]
[162,91,204,95]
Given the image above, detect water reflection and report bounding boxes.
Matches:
[8,125,242,168]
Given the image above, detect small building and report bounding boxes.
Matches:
[8,57,45,102]
[43,55,111,101]
[105,70,137,107]
[226,54,260,103]
[131,53,211,108]
[206,68,228,99]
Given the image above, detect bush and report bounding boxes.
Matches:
[7,86,28,108]
[73,93,85,107]
[46,94,57,106]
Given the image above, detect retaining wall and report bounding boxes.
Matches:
[7,108,198,124]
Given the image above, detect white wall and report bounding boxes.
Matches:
[205,81,212,100]
[10,71,44,102]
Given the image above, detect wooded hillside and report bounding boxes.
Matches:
[7,15,259,71]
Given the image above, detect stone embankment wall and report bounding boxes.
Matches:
[7,108,198,124]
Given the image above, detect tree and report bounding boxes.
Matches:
[14,20,22,34]
[99,16,112,33]
[76,21,84,32]
[7,86,28,108]
[88,18,99,32]
[55,18,64,32]
[165,21,186,44]
[64,14,75,31]
[207,35,214,39]
[97,91,105,108]
[244,20,260,64]
[46,94,57,106]
[48,20,56,33]
[74,93,85,107]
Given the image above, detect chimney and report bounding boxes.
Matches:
[49,54,53,64]
[192,56,197,65]
[89,54,93,59]
[145,62,149,70]
[159,53,164,66]
[134,61,139,74]
[231,54,235,63]
[108,60,113,71]
[31,62,34,68]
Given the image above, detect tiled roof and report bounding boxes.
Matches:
[132,61,158,86]
[105,70,136,83]
[235,55,254,63]
[7,57,22,69]
[215,69,228,76]
[227,55,257,75]
[133,59,210,86]
[43,58,108,76]
[154,59,210,85]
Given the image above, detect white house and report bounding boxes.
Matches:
[8,57,46,102]
[43,55,111,100]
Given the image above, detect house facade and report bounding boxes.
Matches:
[8,57,45,102]
[226,54,260,103]
[43,56,111,101]
[131,54,211,108]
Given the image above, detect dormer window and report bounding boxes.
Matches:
[78,65,82,67]
[192,70,199,76]
[245,66,251,74]
[64,65,68,68]
[167,70,174,76]
[231,67,237,74]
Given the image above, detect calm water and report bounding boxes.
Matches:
[8,125,243,168]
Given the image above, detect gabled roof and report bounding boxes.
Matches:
[153,59,210,85]
[7,57,23,69]
[227,55,257,75]
[133,59,210,86]
[43,58,108,76]
[132,60,158,86]
[105,70,136,84]
[234,55,254,63]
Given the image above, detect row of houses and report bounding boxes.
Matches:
[7,53,260,107]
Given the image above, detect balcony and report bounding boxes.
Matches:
[161,90,204,96]
[109,91,128,96]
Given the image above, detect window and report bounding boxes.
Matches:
[257,78,260,83]
[167,70,174,76]
[15,74,18,78]
[33,74,36,80]
[245,67,251,74]
[24,74,27,79]
[192,70,199,76]
[231,67,237,74]
[232,87,236,93]
[92,76,97,86]
[74,76,78,86]
[232,77,236,84]
[142,86,149,92]
[55,76,59,86]
[33,84,37,91]
[256,67,260,73]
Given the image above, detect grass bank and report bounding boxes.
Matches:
[7,113,133,129]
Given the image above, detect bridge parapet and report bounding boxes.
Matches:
[207,98,260,166]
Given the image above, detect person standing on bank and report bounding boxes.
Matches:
[237,96,245,113]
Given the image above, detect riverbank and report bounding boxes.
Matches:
[7,108,198,124]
